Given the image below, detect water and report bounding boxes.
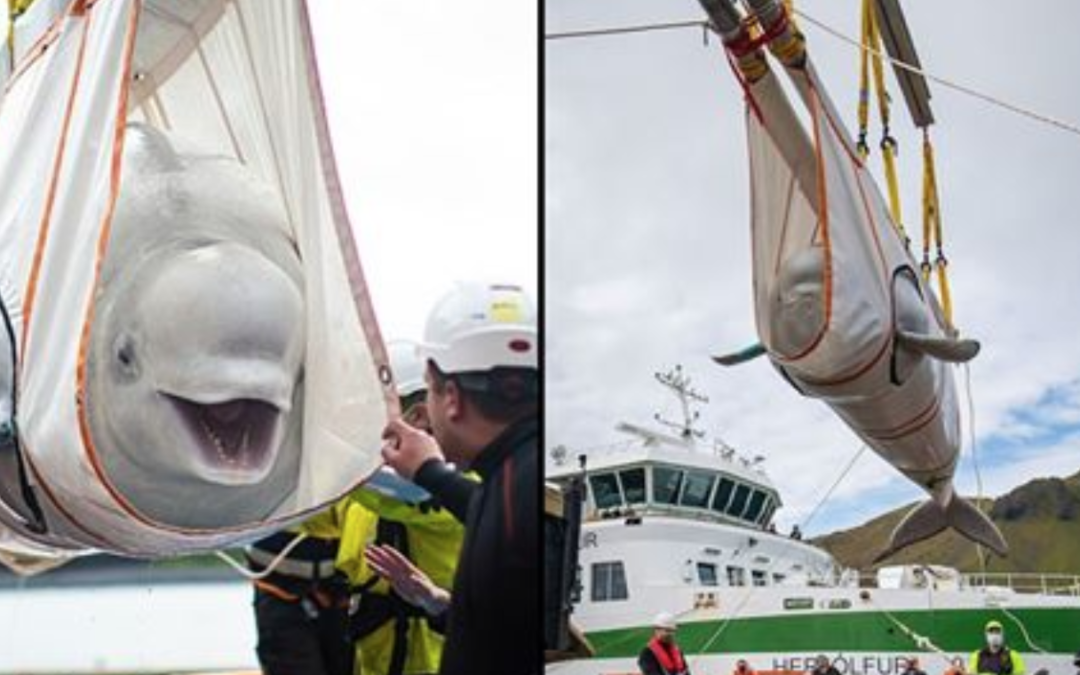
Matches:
[0,575,258,673]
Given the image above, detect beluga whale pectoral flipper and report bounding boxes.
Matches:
[84,123,307,530]
[698,0,1006,560]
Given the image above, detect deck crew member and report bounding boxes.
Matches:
[248,517,352,675]
[381,281,539,675]
[812,655,841,675]
[969,620,1026,675]
[732,658,756,675]
[336,339,470,675]
[902,656,928,675]
[638,612,691,675]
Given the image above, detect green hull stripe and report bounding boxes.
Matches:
[587,607,1080,657]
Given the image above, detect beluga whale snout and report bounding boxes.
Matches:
[131,241,303,487]
[85,123,306,529]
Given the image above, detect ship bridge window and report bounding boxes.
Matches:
[619,468,646,504]
[710,477,735,513]
[727,483,751,518]
[697,562,718,586]
[744,490,768,523]
[752,570,768,587]
[726,565,746,587]
[591,561,629,602]
[680,471,716,509]
[758,498,777,526]
[653,466,684,505]
[589,473,623,510]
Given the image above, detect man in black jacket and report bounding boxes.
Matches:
[812,655,841,675]
[900,656,928,675]
[380,281,538,675]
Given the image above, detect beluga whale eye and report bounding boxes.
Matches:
[114,334,138,377]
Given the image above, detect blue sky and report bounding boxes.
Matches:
[546,0,1080,536]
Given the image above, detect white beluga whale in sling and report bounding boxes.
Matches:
[80,123,305,529]
[700,0,1006,561]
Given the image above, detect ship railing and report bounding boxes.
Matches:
[850,571,1080,596]
[961,572,1080,596]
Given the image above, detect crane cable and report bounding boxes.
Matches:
[545,10,1080,141]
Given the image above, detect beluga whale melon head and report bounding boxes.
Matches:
[84,123,306,529]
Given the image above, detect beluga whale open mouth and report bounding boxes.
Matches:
[84,123,308,529]
[164,394,284,484]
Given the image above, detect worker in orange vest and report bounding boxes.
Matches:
[638,612,691,675]
[732,659,756,675]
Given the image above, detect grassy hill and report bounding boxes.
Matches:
[815,469,1080,573]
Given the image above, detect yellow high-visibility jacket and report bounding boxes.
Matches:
[331,484,469,675]
[969,647,1026,675]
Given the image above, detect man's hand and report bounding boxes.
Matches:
[365,544,450,616]
[381,418,444,480]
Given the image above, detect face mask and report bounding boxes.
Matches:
[986,632,1004,649]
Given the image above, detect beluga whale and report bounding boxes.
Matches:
[699,0,1006,561]
[80,123,306,529]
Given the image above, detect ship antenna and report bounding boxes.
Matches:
[653,365,709,440]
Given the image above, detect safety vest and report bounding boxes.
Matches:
[969,647,1026,675]
[335,486,467,675]
[249,508,349,610]
[647,637,688,675]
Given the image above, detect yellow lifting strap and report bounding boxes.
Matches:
[7,0,35,62]
[921,128,953,328]
[857,0,906,244]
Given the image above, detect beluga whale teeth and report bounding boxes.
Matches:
[164,395,282,485]
[83,123,306,528]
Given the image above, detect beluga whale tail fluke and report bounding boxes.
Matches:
[697,0,1006,560]
[876,494,1008,564]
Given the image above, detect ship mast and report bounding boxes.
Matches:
[653,365,708,440]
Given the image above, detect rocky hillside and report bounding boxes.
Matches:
[816,469,1080,572]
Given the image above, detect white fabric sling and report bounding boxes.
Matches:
[0,0,393,563]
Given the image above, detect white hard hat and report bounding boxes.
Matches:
[419,281,537,374]
[652,612,677,630]
[386,339,426,398]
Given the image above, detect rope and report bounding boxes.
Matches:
[214,532,310,581]
[792,9,1080,139]
[545,19,707,42]
[1000,607,1049,654]
[544,12,1080,141]
[962,362,987,573]
[869,596,953,665]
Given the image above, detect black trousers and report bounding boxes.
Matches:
[253,586,354,675]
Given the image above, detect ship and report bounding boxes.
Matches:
[545,366,1080,675]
